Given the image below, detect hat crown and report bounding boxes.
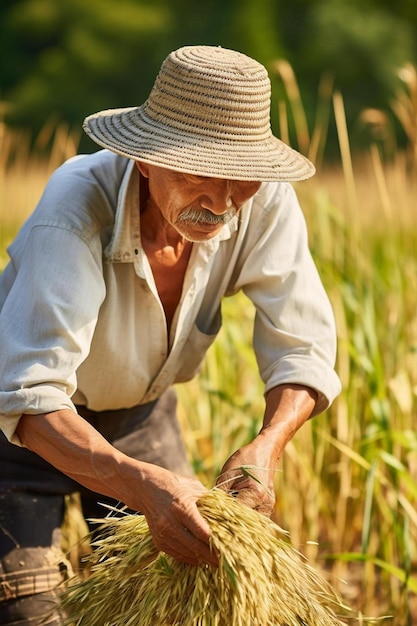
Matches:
[143,46,272,141]
[83,45,315,182]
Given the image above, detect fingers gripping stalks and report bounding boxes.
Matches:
[57,489,353,626]
[216,464,279,515]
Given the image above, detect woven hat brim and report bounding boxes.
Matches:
[83,107,315,182]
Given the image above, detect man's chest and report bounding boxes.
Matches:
[144,242,193,333]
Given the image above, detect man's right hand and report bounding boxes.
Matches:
[128,465,218,566]
[16,410,217,566]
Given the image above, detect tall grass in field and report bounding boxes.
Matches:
[179,65,417,624]
[278,64,417,624]
[0,113,80,268]
[1,62,417,624]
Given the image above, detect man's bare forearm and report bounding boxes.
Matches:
[16,410,217,565]
[258,383,318,462]
[17,410,144,503]
[216,383,317,515]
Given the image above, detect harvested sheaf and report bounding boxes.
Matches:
[58,489,352,626]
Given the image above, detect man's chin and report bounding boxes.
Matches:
[176,222,224,242]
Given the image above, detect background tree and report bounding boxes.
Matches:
[1,0,416,156]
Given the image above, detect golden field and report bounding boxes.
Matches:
[1,72,417,623]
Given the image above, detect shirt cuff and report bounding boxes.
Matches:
[264,364,342,417]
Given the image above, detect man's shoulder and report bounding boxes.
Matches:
[28,151,132,245]
[247,181,297,216]
[53,149,130,187]
[256,180,295,200]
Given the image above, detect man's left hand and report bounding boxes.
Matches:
[215,438,277,517]
[215,384,318,518]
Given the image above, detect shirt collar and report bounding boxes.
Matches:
[104,160,238,263]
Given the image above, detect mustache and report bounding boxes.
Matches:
[177,206,237,225]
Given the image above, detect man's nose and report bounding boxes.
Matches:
[199,179,234,214]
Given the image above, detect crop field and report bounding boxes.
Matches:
[1,71,417,624]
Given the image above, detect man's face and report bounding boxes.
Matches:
[136,162,261,242]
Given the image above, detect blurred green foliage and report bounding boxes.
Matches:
[1,0,416,155]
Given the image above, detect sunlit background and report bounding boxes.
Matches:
[1,1,417,623]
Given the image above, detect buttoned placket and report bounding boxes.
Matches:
[107,160,240,403]
[131,171,171,393]
[139,238,222,402]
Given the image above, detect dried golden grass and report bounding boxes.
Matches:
[58,489,352,626]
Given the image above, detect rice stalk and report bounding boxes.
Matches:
[273,59,311,155]
[277,98,290,146]
[332,91,357,215]
[58,489,353,626]
[369,143,392,220]
[391,63,417,169]
[308,72,334,167]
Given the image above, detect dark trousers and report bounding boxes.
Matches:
[0,389,193,625]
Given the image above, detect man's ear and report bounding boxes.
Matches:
[136,161,149,178]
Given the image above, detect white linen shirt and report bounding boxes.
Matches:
[0,150,341,444]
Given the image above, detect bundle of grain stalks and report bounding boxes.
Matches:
[58,489,352,626]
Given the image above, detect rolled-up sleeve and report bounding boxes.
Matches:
[235,183,341,414]
[0,224,106,444]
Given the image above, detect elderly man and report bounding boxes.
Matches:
[0,45,341,625]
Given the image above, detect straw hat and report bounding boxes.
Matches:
[83,45,315,182]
